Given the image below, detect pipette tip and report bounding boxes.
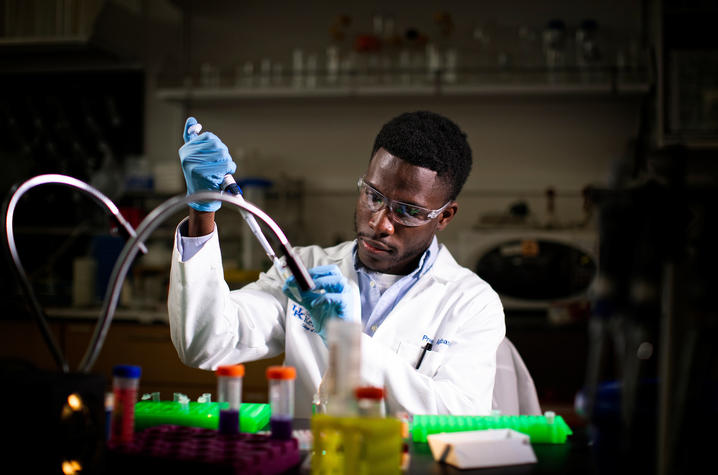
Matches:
[188,123,202,136]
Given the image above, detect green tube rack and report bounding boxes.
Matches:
[410,413,573,444]
[134,401,271,433]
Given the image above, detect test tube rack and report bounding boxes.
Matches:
[134,401,270,433]
[311,414,403,475]
[410,413,573,444]
[107,424,300,475]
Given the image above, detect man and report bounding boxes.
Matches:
[168,111,505,418]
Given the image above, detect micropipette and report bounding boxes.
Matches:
[188,123,299,294]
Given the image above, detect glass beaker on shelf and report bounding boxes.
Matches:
[326,45,340,85]
[575,19,603,83]
[305,53,319,88]
[292,48,304,88]
[469,21,498,84]
[199,62,220,88]
[235,61,255,88]
[272,61,284,87]
[443,48,458,84]
[542,19,567,83]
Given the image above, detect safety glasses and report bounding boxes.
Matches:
[357,177,451,227]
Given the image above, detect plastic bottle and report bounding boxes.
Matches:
[267,366,296,440]
[109,364,141,444]
[355,386,385,417]
[324,318,362,415]
[216,364,245,434]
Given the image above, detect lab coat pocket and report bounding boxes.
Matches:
[415,349,445,378]
[397,340,445,378]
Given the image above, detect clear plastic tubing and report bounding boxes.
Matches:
[266,366,296,440]
[110,364,141,444]
[216,364,245,434]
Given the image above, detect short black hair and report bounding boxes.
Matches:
[371,110,472,201]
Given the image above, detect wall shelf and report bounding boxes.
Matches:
[157,79,650,102]
[156,67,651,102]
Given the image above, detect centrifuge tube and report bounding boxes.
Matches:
[355,386,386,417]
[109,364,141,444]
[216,364,244,434]
[267,366,296,440]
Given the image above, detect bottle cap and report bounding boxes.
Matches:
[355,386,384,400]
[113,364,141,378]
[266,366,296,380]
[216,364,245,377]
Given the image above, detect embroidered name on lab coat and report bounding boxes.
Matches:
[422,334,452,347]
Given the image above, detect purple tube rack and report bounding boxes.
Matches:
[107,424,300,474]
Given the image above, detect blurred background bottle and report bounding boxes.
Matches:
[542,19,567,83]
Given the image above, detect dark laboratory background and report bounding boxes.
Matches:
[0,1,717,474]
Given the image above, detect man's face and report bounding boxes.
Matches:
[354,148,457,275]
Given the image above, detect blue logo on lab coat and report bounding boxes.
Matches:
[291,303,318,334]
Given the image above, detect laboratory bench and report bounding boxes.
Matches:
[406,433,595,475]
[1,312,619,475]
[101,417,596,475]
[296,420,596,475]
[294,418,597,475]
[405,424,659,475]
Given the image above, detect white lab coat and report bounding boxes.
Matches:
[167,223,506,417]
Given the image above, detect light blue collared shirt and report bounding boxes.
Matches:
[355,236,440,336]
[177,219,213,261]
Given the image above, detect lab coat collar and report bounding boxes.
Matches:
[426,244,464,284]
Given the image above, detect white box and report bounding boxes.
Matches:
[427,429,537,469]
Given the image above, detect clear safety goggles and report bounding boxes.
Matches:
[357,177,451,227]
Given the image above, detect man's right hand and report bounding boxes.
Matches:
[178,116,237,213]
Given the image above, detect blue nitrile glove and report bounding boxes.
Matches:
[282,264,354,342]
[178,116,237,212]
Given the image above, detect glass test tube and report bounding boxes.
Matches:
[109,364,141,444]
[266,366,296,440]
[216,364,245,434]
